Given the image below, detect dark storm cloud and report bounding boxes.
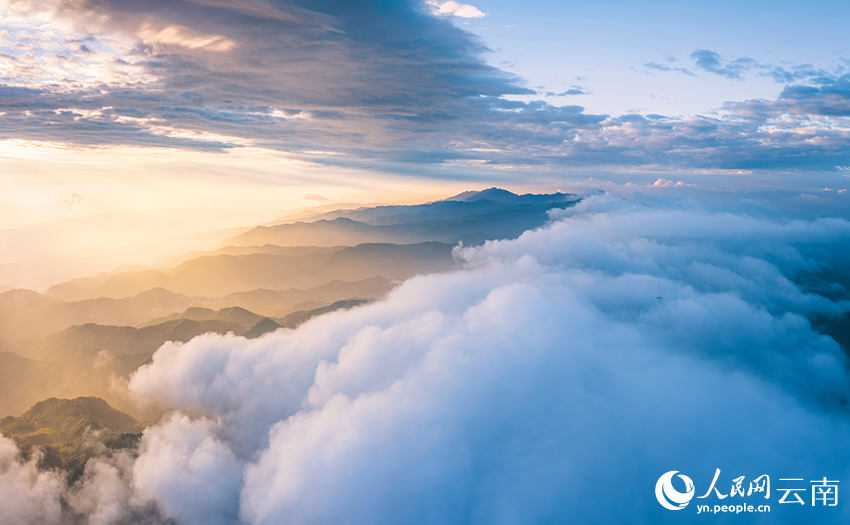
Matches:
[1,1,850,172]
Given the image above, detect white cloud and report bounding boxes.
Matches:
[131,194,850,523]
[133,414,243,524]
[66,452,138,525]
[651,177,686,187]
[427,0,487,18]
[0,435,64,524]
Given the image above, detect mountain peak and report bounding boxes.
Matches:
[444,187,518,203]
[7,396,138,435]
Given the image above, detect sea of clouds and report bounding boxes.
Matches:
[2,193,850,524]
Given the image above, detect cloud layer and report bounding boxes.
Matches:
[1,0,849,172]
[4,194,850,523]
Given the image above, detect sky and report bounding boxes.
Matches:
[464,0,849,116]
[1,0,849,223]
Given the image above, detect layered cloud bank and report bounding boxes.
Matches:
[3,194,850,523]
[1,0,849,171]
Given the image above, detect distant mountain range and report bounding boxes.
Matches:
[0,277,393,342]
[47,242,454,301]
[225,188,577,247]
[0,188,579,420]
[0,396,141,474]
[0,300,371,418]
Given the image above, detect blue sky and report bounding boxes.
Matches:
[463,0,849,116]
[0,0,849,224]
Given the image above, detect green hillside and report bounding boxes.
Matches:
[0,397,142,473]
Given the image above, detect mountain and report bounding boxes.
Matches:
[223,189,577,247]
[158,244,340,268]
[47,242,453,301]
[0,277,397,342]
[15,302,302,360]
[0,345,157,418]
[209,306,266,326]
[228,298,374,338]
[214,276,394,318]
[2,397,139,438]
[29,318,247,360]
[444,187,564,204]
[0,319,246,418]
[42,246,343,297]
[0,287,196,341]
[0,297,378,417]
[278,299,371,329]
[241,317,282,339]
[305,188,577,225]
[221,217,399,247]
[0,311,259,417]
[0,397,141,472]
[0,189,578,421]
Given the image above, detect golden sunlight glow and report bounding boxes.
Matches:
[0,139,471,231]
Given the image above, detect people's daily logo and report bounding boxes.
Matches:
[655,471,695,510]
[655,469,839,515]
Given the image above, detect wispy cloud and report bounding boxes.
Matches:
[299,193,328,201]
[683,49,847,87]
[545,86,590,96]
[690,49,758,79]
[644,61,695,76]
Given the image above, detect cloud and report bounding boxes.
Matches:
[65,449,165,524]
[0,0,525,151]
[652,49,843,88]
[644,61,695,76]
[426,0,487,18]
[690,49,758,80]
[133,414,243,525]
[645,61,670,71]
[650,177,688,187]
[299,193,328,201]
[545,86,590,96]
[137,22,238,52]
[6,194,850,522]
[0,3,849,172]
[686,49,843,87]
[146,195,850,523]
[0,435,64,524]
